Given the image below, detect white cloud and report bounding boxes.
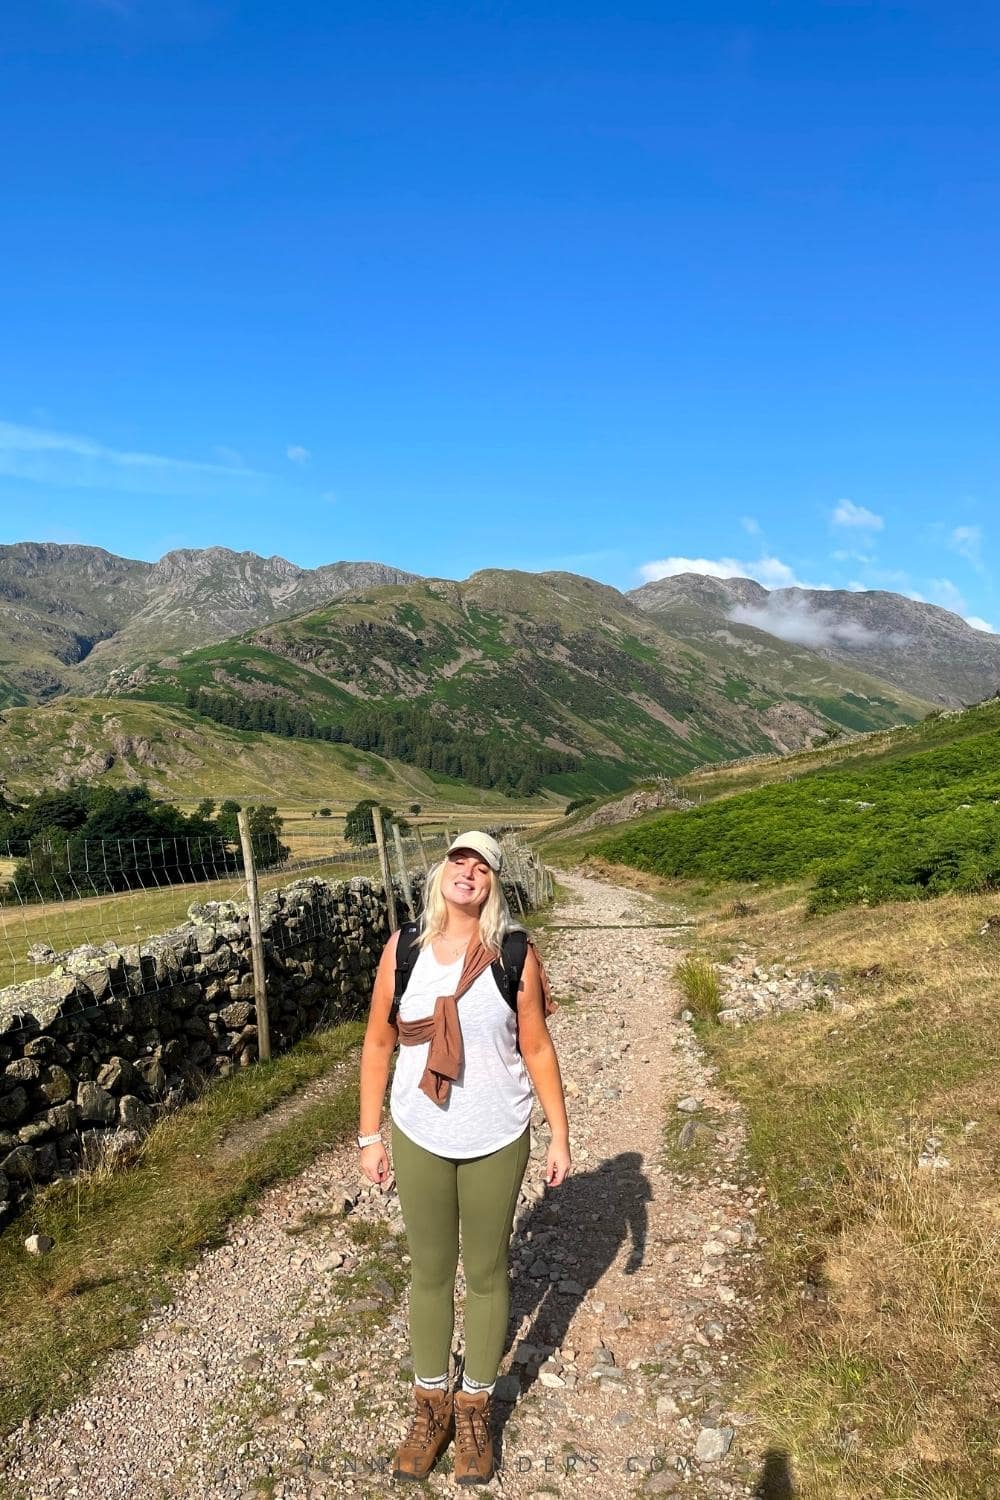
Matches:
[832,499,884,531]
[729,598,883,650]
[638,554,828,590]
[928,577,967,613]
[926,577,995,631]
[740,516,761,537]
[0,419,266,497]
[286,445,311,465]
[949,524,983,567]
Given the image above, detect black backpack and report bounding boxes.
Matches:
[389,921,530,1030]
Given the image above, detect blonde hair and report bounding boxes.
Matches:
[418,857,522,957]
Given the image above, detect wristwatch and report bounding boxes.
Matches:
[357,1131,382,1148]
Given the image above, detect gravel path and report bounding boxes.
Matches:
[1,869,765,1499]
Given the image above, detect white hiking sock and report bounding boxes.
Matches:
[461,1374,496,1395]
[414,1372,449,1391]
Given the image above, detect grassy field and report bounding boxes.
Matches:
[0,848,379,993]
[0,805,562,993]
[676,698,1000,805]
[691,875,1000,1499]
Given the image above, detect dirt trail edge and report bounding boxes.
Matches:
[1,869,765,1500]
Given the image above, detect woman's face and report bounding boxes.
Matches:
[441,848,493,911]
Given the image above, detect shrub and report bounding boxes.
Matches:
[599,723,1000,914]
[674,956,722,1021]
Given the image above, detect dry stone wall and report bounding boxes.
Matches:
[0,875,406,1225]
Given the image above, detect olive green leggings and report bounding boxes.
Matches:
[391,1119,530,1385]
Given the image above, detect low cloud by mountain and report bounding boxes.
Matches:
[728,598,908,652]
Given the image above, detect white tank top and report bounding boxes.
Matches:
[389,944,533,1158]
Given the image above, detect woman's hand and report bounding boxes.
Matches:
[360,1142,391,1185]
[545,1140,571,1187]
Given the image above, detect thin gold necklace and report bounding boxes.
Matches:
[438,932,471,959]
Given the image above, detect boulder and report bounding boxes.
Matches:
[218,1001,254,1029]
[76,1081,117,1125]
[1,1145,36,1181]
[39,1065,73,1104]
[24,1035,71,1064]
[97,1056,138,1094]
[118,1095,154,1131]
[695,1425,734,1462]
[45,1102,77,1135]
[5,1058,42,1085]
[0,1088,29,1125]
[134,1056,167,1097]
[678,1120,715,1151]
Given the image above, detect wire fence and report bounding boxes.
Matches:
[0,819,547,1003]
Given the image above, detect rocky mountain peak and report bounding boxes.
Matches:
[629,572,1000,707]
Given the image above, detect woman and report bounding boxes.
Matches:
[357,830,571,1485]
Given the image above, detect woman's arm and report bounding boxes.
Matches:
[357,929,400,1184]
[516,944,571,1186]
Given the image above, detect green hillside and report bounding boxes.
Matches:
[113,570,932,795]
[599,697,1000,911]
[0,697,554,811]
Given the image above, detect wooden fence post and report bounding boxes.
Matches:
[373,813,399,933]
[414,825,429,874]
[391,822,415,918]
[237,810,271,1063]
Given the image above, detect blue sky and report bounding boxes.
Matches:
[2,1,998,630]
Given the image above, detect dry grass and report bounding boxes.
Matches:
[639,870,1000,1498]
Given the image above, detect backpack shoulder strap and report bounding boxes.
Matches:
[389,922,421,1025]
[492,929,529,1012]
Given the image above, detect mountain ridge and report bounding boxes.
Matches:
[116,569,931,795]
[629,572,1000,707]
[0,542,418,705]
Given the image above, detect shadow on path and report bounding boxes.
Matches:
[487,1151,652,1460]
[753,1449,797,1497]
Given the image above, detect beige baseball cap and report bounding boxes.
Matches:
[446,830,503,872]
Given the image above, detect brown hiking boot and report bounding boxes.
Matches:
[392,1385,454,1481]
[452,1388,494,1485]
